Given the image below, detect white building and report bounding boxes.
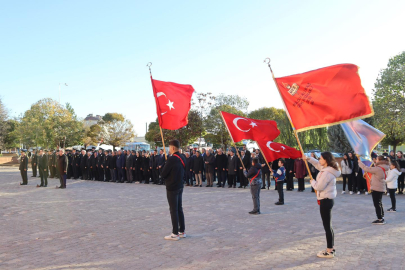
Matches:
[84,114,102,127]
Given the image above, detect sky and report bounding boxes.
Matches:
[1,0,404,136]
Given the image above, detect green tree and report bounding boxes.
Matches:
[0,97,8,150]
[102,113,124,122]
[145,110,203,149]
[3,119,19,149]
[17,98,85,149]
[327,125,352,153]
[372,51,405,152]
[84,124,102,146]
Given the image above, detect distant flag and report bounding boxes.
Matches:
[274,64,374,132]
[340,119,385,158]
[151,77,195,130]
[220,111,280,142]
[256,140,302,162]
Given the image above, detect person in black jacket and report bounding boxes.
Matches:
[285,158,295,191]
[104,151,111,181]
[31,150,38,177]
[37,149,49,187]
[227,150,238,188]
[90,152,98,180]
[158,149,166,185]
[238,150,251,188]
[192,151,204,187]
[97,149,105,181]
[215,149,227,187]
[184,152,193,186]
[109,151,116,182]
[143,152,150,184]
[161,140,186,241]
[136,151,143,183]
[80,150,87,180]
[258,151,271,189]
[19,150,28,185]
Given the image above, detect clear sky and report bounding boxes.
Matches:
[1,0,404,136]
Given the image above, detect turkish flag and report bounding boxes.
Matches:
[274,64,373,132]
[220,111,280,142]
[256,140,302,162]
[151,77,195,130]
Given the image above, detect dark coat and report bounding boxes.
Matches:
[294,159,307,178]
[227,155,238,175]
[157,154,166,167]
[58,154,68,175]
[161,151,185,191]
[143,157,150,171]
[19,155,28,171]
[215,153,228,171]
[285,158,295,176]
[126,154,133,169]
[81,154,87,168]
[192,155,204,173]
[204,154,216,174]
[31,153,38,165]
[185,157,192,172]
[38,154,48,171]
[116,153,125,168]
[258,153,270,173]
[241,154,251,170]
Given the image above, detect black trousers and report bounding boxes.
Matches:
[91,168,98,180]
[59,174,67,188]
[286,173,294,190]
[39,168,48,186]
[239,170,248,187]
[167,188,185,235]
[117,168,123,182]
[80,165,86,179]
[371,190,384,219]
[277,181,284,202]
[398,173,405,192]
[342,174,351,191]
[262,171,270,188]
[228,174,236,187]
[20,169,28,184]
[298,178,305,191]
[388,188,396,210]
[351,172,358,192]
[154,169,160,184]
[98,167,104,181]
[217,170,226,186]
[320,198,334,249]
[32,163,37,177]
[144,170,150,183]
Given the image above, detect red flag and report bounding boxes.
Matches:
[220,111,280,142]
[274,64,373,132]
[257,140,302,162]
[151,77,195,130]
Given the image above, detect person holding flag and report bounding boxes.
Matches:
[243,158,262,215]
[304,152,340,258]
[358,156,389,225]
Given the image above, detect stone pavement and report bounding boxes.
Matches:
[1,167,404,270]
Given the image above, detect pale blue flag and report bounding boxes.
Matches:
[340,119,385,158]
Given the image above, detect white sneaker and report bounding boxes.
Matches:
[365,192,368,195]
[164,233,180,241]
[349,191,353,195]
[341,191,345,194]
[387,193,390,196]
[179,232,187,238]
[357,191,360,195]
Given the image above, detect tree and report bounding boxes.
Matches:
[102,113,124,122]
[214,94,249,113]
[372,51,405,152]
[0,97,8,150]
[84,124,102,147]
[17,98,85,149]
[3,119,19,149]
[145,110,203,149]
[327,125,352,153]
[99,119,136,150]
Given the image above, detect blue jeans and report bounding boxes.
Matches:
[166,188,185,235]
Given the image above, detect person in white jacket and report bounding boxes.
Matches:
[340,154,353,194]
[386,161,401,212]
[304,152,341,259]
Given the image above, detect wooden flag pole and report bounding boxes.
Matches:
[148,62,167,160]
[257,144,272,173]
[264,58,316,195]
[160,127,168,160]
[219,111,246,171]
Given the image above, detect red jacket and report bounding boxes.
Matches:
[294,159,307,178]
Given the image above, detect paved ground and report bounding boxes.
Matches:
[1,167,404,270]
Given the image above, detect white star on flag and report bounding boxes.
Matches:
[166,100,175,110]
[249,122,257,128]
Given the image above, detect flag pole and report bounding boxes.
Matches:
[148,62,167,160]
[264,58,314,182]
[220,112,246,171]
[257,144,273,173]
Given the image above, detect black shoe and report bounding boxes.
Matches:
[267,186,269,190]
[20,183,27,185]
[238,186,243,188]
[228,186,232,188]
[261,187,266,189]
[275,202,284,205]
[233,186,236,188]
[248,211,255,214]
[199,185,202,187]
[250,211,260,215]
[44,185,47,187]
[217,185,222,187]
[372,219,386,225]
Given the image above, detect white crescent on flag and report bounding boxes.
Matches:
[233,117,258,132]
[266,141,285,152]
[156,92,168,115]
